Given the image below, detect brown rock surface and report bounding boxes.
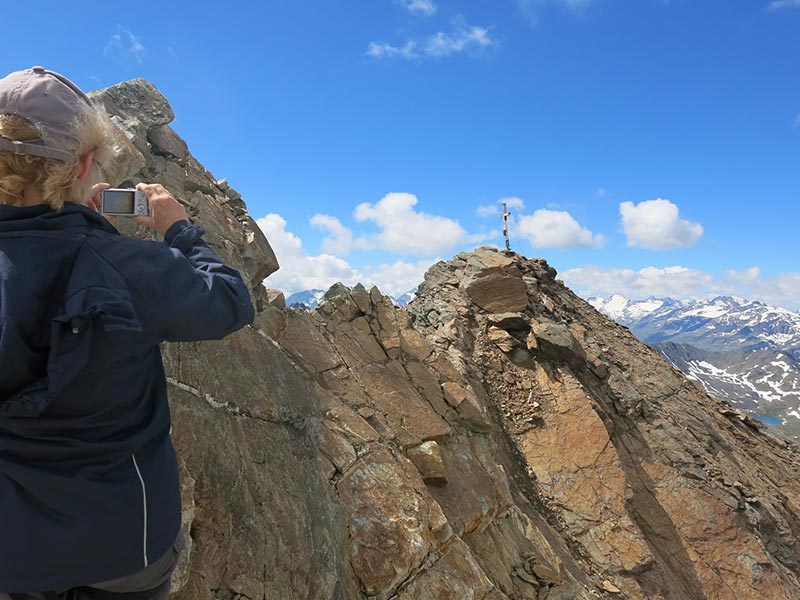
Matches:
[409,247,800,600]
[95,79,800,600]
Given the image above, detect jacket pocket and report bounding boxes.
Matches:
[0,378,49,418]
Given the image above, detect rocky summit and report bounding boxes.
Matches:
[90,79,800,600]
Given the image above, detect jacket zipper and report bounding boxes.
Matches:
[131,454,149,567]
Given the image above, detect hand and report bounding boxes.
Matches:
[133,183,189,236]
[87,182,110,213]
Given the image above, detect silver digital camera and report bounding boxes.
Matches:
[100,188,150,216]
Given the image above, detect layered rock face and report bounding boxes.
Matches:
[408,252,800,600]
[89,79,800,600]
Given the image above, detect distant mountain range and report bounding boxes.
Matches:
[285,289,328,309]
[589,295,800,440]
[590,295,800,355]
[286,287,416,309]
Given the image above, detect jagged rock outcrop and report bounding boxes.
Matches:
[409,251,800,599]
[90,79,800,600]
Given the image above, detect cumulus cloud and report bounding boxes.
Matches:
[724,266,761,285]
[396,0,437,15]
[729,269,800,311]
[354,192,467,255]
[256,214,362,293]
[503,197,526,210]
[761,273,800,310]
[367,18,495,60]
[767,0,800,10]
[516,209,604,249]
[104,27,145,64]
[310,214,354,255]
[476,196,525,218]
[255,214,434,298]
[620,199,703,250]
[563,265,715,299]
[365,258,438,297]
[562,264,800,311]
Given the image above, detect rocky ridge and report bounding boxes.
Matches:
[90,79,800,600]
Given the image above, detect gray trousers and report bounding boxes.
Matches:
[0,531,184,600]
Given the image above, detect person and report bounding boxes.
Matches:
[0,67,255,599]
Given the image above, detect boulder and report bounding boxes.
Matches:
[407,440,448,485]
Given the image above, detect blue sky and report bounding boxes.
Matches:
[3,0,799,307]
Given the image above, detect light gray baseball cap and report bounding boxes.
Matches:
[0,66,95,162]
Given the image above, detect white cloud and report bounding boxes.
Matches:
[367,18,495,60]
[354,193,467,255]
[724,265,761,285]
[256,214,363,293]
[255,214,435,298]
[516,209,604,249]
[562,264,800,311]
[620,199,703,250]
[730,269,800,311]
[104,27,145,64]
[467,231,495,244]
[366,40,418,60]
[476,196,525,218]
[396,0,437,15]
[563,265,715,299]
[366,259,438,297]
[763,273,800,310]
[476,204,500,218]
[424,21,495,58]
[310,214,354,255]
[502,196,526,210]
[794,113,800,127]
[767,0,800,10]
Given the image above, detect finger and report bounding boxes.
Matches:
[136,182,171,202]
[135,182,158,198]
[133,215,154,228]
[90,182,110,196]
[88,182,111,212]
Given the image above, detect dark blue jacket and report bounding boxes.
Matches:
[0,202,254,592]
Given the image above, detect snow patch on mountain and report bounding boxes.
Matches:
[589,294,665,322]
[287,286,417,309]
[590,294,800,440]
[589,294,800,355]
[286,289,326,309]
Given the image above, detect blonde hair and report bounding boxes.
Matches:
[0,107,118,210]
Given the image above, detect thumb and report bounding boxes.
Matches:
[88,182,111,212]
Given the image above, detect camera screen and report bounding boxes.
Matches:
[102,190,135,214]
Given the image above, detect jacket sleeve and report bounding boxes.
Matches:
[128,220,255,343]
